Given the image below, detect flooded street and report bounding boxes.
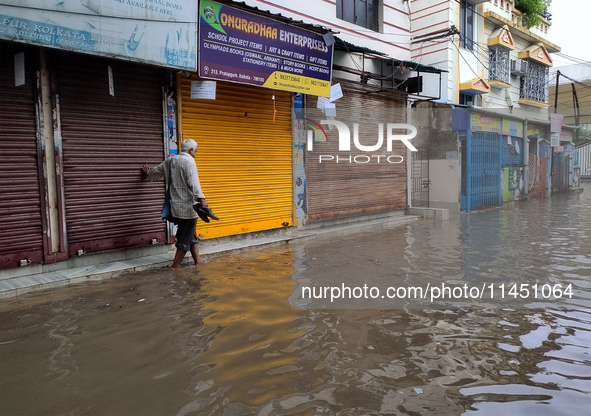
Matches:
[1,184,590,416]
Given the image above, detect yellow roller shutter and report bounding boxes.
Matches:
[179,75,292,239]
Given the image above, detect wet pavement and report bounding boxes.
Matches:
[1,183,590,415]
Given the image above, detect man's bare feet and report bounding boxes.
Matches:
[190,244,203,266]
[171,249,187,271]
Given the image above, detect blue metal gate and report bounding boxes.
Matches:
[462,131,501,211]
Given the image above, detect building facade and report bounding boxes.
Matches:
[234,0,443,225]
[1,0,441,272]
[407,0,574,212]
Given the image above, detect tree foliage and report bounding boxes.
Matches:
[515,0,552,28]
[575,128,591,145]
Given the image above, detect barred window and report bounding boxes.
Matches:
[489,47,510,84]
[520,61,549,103]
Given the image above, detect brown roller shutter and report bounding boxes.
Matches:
[0,43,44,269]
[56,53,167,256]
[306,80,408,222]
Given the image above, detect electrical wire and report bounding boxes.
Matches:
[451,36,510,102]
[554,94,591,106]
[553,87,591,102]
[451,0,577,72]
[336,30,440,46]
[555,87,591,100]
[457,26,570,106]
[455,33,492,74]
[554,52,591,66]
[557,72,591,90]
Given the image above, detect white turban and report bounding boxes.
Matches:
[181,139,197,153]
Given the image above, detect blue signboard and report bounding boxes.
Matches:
[0,0,197,69]
[198,0,333,96]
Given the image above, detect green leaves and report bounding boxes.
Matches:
[515,0,551,28]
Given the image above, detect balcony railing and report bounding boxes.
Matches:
[485,1,552,37]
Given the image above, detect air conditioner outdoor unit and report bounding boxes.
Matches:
[465,94,482,108]
[511,59,528,77]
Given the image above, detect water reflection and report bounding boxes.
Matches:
[0,184,589,415]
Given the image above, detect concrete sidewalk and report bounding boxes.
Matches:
[0,213,427,299]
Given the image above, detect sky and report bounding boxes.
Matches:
[547,0,591,66]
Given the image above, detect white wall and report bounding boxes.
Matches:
[455,2,487,101]
[409,0,454,101]
[409,0,488,103]
[242,0,412,59]
[429,159,461,212]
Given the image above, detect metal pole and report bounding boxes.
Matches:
[572,83,580,142]
[553,70,560,113]
[499,133,502,207]
[467,130,471,213]
[550,71,560,190]
[523,120,529,197]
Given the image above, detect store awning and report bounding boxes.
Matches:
[488,25,515,50]
[460,78,491,95]
[334,37,446,74]
[518,43,553,66]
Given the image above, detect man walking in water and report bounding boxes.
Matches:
[142,139,207,270]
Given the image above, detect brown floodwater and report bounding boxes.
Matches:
[1,183,590,415]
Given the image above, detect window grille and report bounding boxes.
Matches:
[502,137,524,166]
[489,47,510,84]
[520,61,549,103]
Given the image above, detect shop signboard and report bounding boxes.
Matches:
[559,128,573,142]
[550,113,564,134]
[198,0,333,97]
[508,167,519,190]
[502,119,523,137]
[527,124,548,139]
[470,113,502,132]
[0,0,197,69]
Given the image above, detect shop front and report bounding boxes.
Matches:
[177,0,334,238]
[178,77,294,239]
[456,111,527,211]
[304,81,409,222]
[528,123,551,199]
[0,42,44,269]
[500,118,526,203]
[0,0,198,270]
[55,52,169,256]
